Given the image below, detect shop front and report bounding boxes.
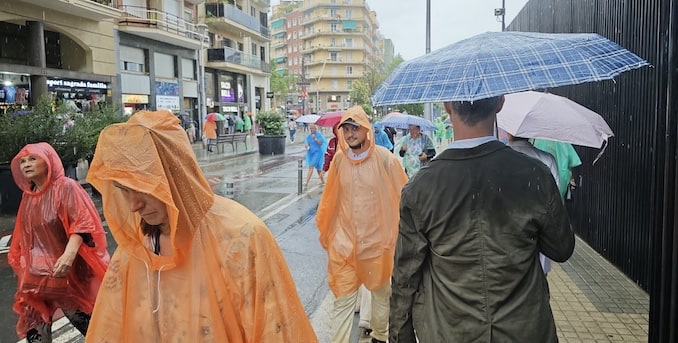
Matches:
[47,77,111,112]
[0,72,31,114]
[122,94,150,116]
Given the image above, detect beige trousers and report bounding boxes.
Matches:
[331,283,391,343]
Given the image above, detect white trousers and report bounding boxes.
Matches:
[331,283,390,343]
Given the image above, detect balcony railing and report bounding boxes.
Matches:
[205,3,270,39]
[89,0,114,6]
[207,46,270,73]
[118,5,208,42]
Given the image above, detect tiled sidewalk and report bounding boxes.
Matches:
[550,236,649,342]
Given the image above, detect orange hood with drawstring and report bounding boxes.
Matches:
[315,106,408,297]
[85,110,317,342]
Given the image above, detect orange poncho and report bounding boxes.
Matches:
[85,110,317,342]
[315,107,408,297]
[8,143,110,338]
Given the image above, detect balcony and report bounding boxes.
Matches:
[18,0,121,21]
[207,46,270,73]
[118,6,207,49]
[205,3,270,40]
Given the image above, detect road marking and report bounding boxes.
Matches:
[260,185,321,221]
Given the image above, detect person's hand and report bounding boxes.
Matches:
[401,143,408,151]
[53,251,77,278]
[419,152,427,161]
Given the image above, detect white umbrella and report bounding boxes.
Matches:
[295,114,320,124]
[497,91,614,149]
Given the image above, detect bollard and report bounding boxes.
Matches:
[298,159,303,194]
[226,182,234,198]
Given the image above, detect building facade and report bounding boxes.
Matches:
[1,0,272,136]
[0,0,119,114]
[271,0,383,113]
[203,0,271,126]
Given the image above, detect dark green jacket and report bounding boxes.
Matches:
[390,141,574,342]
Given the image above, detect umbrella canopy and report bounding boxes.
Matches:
[372,31,648,105]
[497,91,614,149]
[315,111,343,127]
[383,111,405,120]
[295,114,321,124]
[205,112,225,122]
[381,114,437,131]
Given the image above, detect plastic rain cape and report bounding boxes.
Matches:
[315,106,408,297]
[85,110,317,342]
[8,142,109,338]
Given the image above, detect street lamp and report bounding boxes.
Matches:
[495,0,506,31]
[316,59,329,113]
[196,23,208,135]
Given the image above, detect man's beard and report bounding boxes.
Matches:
[349,141,364,150]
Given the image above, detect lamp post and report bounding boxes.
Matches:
[196,23,208,137]
[495,1,506,31]
[423,0,433,122]
[316,59,329,113]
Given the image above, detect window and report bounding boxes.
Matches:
[330,52,338,61]
[345,51,352,61]
[330,38,337,47]
[293,45,298,52]
[293,31,297,39]
[331,0,337,3]
[288,46,292,53]
[330,8,337,17]
[344,9,352,18]
[330,23,338,32]
[331,80,338,90]
[123,61,144,73]
[345,38,353,47]
[252,43,257,55]
[346,80,353,89]
[346,66,353,75]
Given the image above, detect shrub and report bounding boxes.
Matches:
[255,111,286,135]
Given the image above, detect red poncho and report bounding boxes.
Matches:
[8,142,110,338]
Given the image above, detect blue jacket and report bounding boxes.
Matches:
[373,122,394,151]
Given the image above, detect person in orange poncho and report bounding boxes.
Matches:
[85,110,317,342]
[316,106,408,343]
[8,142,110,342]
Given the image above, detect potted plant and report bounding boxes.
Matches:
[0,97,125,214]
[255,110,287,155]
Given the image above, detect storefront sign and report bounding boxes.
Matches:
[221,106,238,112]
[156,95,180,111]
[47,78,109,89]
[122,94,149,104]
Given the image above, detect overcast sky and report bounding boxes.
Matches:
[270,0,530,60]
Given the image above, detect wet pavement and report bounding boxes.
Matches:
[0,133,650,342]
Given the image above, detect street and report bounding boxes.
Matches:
[0,142,339,342]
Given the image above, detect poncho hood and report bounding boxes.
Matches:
[337,106,375,159]
[87,110,214,270]
[11,142,64,194]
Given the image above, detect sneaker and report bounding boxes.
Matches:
[360,327,372,338]
[371,338,385,343]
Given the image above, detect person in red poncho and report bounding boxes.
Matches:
[320,123,339,179]
[8,142,110,342]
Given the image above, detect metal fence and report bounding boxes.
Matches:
[508,1,676,341]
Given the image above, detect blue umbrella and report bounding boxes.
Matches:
[372,31,648,105]
[381,114,437,131]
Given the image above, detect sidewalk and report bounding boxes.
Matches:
[310,235,650,342]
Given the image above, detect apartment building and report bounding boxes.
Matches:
[0,0,119,114]
[1,0,271,135]
[271,0,383,113]
[202,0,271,122]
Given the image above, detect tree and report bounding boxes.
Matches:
[349,79,371,106]
[269,61,297,111]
